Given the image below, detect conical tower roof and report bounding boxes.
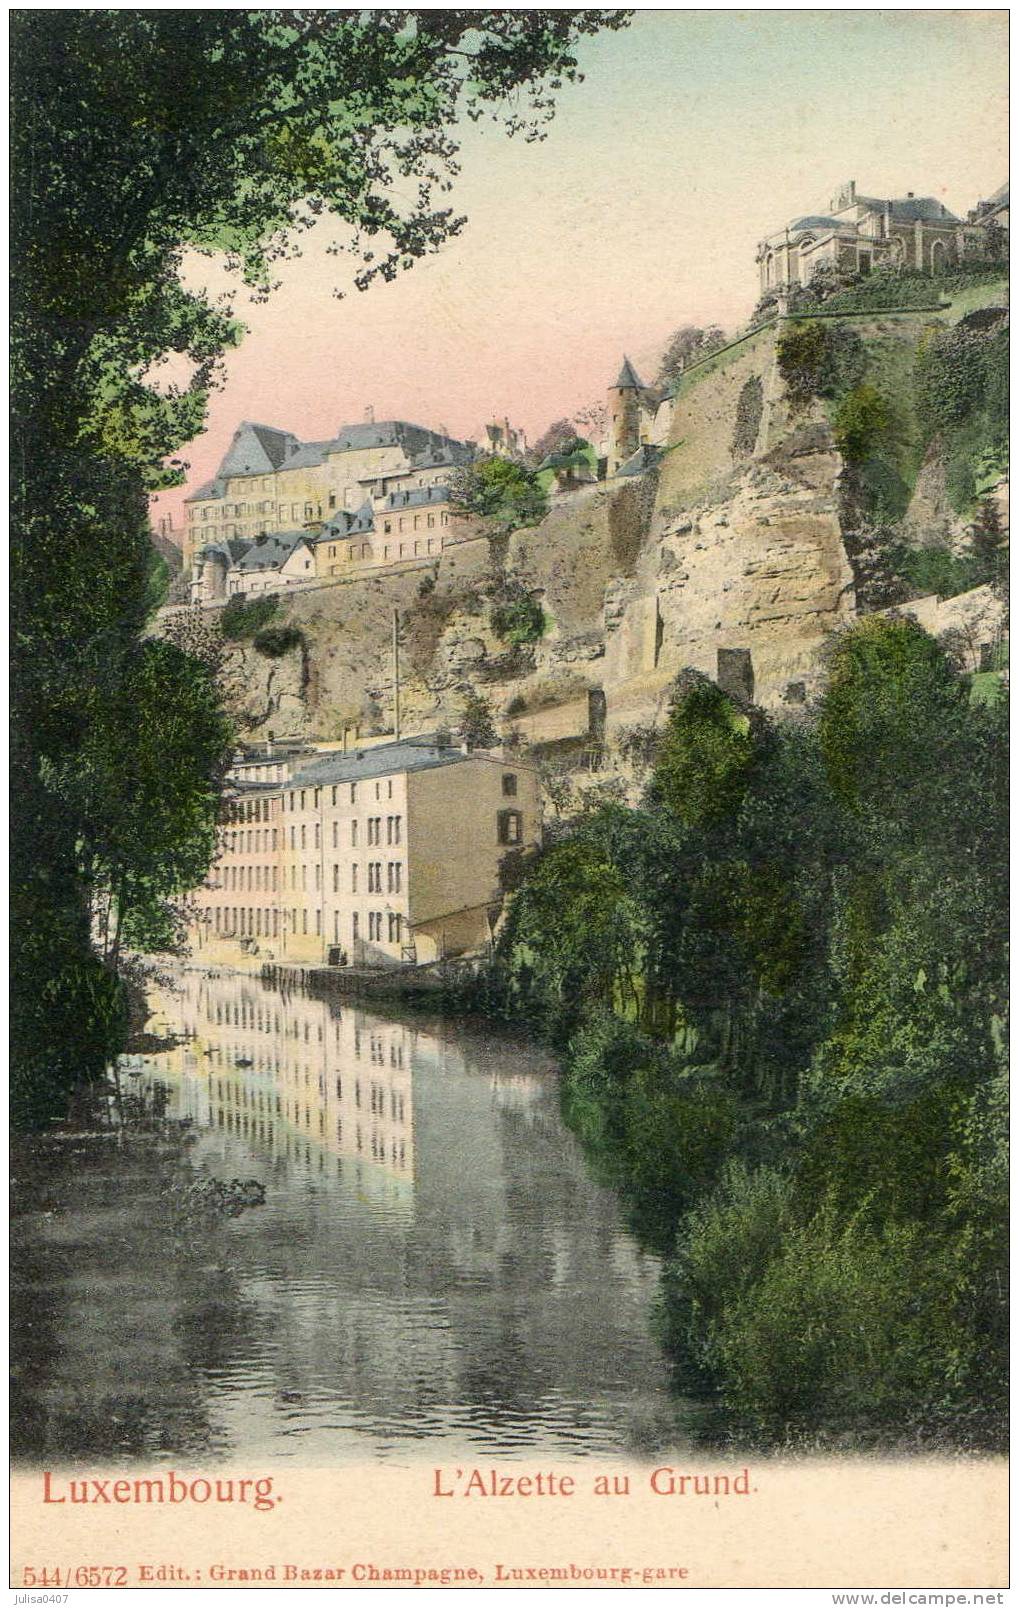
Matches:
[614,355,645,391]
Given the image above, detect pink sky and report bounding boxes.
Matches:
[150,11,1008,537]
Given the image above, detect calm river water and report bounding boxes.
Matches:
[12,970,687,1467]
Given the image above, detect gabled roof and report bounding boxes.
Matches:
[234,530,306,571]
[185,477,225,503]
[614,356,646,391]
[855,194,960,224]
[320,500,376,538]
[218,421,300,477]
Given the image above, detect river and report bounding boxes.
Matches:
[12,969,689,1467]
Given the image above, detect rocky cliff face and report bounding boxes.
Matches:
[201,322,861,753]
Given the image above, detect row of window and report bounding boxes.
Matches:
[284,815,403,851]
[225,798,272,825]
[287,781,396,810]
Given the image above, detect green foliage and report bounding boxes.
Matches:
[459,688,498,750]
[494,620,1006,1446]
[490,586,547,645]
[832,384,889,462]
[885,542,981,601]
[913,322,1008,515]
[648,674,757,827]
[449,455,549,532]
[253,624,303,658]
[219,594,279,640]
[730,375,764,459]
[818,614,967,819]
[776,320,865,407]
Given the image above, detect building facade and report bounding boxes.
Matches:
[189,736,541,969]
[186,415,474,601]
[757,178,1008,296]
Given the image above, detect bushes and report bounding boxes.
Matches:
[490,586,547,646]
[730,375,764,459]
[219,594,279,640]
[913,323,1008,513]
[499,624,1006,1446]
[253,625,303,657]
[885,542,980,600]
[832,384,890,461]
[776,320,865,407]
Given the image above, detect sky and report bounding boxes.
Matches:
[151,8,1008,534]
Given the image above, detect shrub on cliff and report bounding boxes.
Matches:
[219,594,279,640]
[776,320,865,408]
[253,625,303,658]
[832,384,890,461]
[490,585,547,646]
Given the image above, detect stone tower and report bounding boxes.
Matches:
[607,356,647,474]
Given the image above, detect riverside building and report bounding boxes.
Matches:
[190,735,541,969]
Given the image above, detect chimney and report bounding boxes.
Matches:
[364,404,375,423]
[907,192,914,199]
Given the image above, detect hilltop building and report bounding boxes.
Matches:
[186,414,474,601]
[757,178,1008,295]
[189,734,541,969]
[481,417,529,459]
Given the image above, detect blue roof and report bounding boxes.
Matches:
[234,530,307,571]
[289,736,473,790]
[790,215,842,232]
[380,485,450,512]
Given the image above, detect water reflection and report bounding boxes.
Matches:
[14,971,681,1465]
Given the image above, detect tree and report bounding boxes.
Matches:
[655,325,725,388]
[11,9,631,1123]
[459,688,498,749]
[529,417,577,465]
[448,455,549,531]
[647,672,759,828]
[43,638,234,966]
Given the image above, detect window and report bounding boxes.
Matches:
[350,784,357,804]
[332,820,338,848]
[502,773,518,797]
[351,820,358,847]
[387,862,402,893]
[388,913,402,943]
[351,864,358,893]
[352,912,359,941]
[314,822,320,849]
[392,815,402,846]
[301,824,306,849]
[331,786,337,806]
[497,809,522,845]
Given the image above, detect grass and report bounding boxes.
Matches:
[969,670,1006,706]
[943,277,1009,324]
